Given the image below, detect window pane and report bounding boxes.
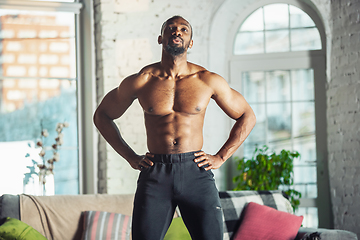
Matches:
[234,4,322,55]
[243,142,266,160]
[245,103,266,144]
[267,103,291,142]
[1,78,74,111]
[240,8,264,31]
[0,141,36,194]
[293,136,316,164]
[0,10,78,196]
[0,11,76,78]
[266,71,290,102]
[264,4,289,30]
[234,32,264,55]
[0,78,79,195]
[294,165,317,184]
[291,69,314,101]
[293,184,317,198]
[292,102,315,137]
[265,30,290,52]
[242,71,265,103]
[296,207,318,228]
[34,0,75,2]
[306,184,317,198]
[290,5,316,28]
[293,164,318,199]
[53,148,79,194]
[291,28,321,51]
[268,139,292,153]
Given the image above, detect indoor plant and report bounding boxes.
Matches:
[233,145,302,211]
[24,121,69,195]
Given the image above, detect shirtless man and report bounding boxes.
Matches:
[93,16,256,240]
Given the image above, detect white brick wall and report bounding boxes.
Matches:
[327,0,360,236]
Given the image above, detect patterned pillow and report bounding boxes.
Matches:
[82,211,131,240]
[219,190,293,240]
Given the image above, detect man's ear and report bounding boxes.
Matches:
[188,39,193,49]
[158,35,162,44]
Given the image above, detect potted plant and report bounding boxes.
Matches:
[233,145,302,212]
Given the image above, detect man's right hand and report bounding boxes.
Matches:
[130,152,155,171]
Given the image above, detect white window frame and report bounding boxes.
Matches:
[226,0,332,228]
[0,0,98,194]
[78,0,98,194]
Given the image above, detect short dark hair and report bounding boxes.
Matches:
[161,15,193,40]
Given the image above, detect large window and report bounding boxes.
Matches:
[240,68,318,227]
[230,3,327,228]
[234,3,321,54]
[0,2,82,195]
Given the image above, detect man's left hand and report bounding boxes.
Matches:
[194,151,225,171]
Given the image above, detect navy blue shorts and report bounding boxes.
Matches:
[132,151,223,240]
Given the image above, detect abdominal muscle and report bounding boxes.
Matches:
[144,111,205,154]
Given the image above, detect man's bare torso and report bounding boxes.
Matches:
[132,62,215,154]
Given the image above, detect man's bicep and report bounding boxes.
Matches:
[211,76,250,120]
[97,78,137,120]
[216,89,250,119]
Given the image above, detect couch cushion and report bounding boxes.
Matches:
[297,227,359,240]
[0,217,47,240]
[82,211,131,240]
[232,202,303,240]
[219,190,293,240]
[164,217,191,240]
[0,194,20,220]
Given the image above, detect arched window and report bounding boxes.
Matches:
[229,3,328,228]
[234,3,321,54]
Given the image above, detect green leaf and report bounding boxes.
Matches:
[232,145,301,210]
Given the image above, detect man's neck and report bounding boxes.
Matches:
[160,51,189,79]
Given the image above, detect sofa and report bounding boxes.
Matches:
[0,190,358,240]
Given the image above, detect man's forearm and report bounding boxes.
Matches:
[216,111,256,162]
[93,111,138,162]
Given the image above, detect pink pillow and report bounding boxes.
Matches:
[233,202,303,240]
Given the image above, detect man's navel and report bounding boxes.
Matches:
[172,138,180,146]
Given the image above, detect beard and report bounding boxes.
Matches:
[165,44,186,56]
[165,36,189,56]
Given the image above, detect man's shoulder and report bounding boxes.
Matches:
[188,62,219,79]
[138,62,162,77]
[188,62,206,72]
[190,64,229,97]
[121,62,161,86]
[192,66,224,84]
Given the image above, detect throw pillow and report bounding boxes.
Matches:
[82,211,131,240]
[0,217,47,240]
[219,190,293,240]
[164,217,191,240]
[233,202,303,240]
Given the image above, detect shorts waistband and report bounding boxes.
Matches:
[150,151,201,163]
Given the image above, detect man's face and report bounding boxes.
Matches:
[159,17,193,56]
